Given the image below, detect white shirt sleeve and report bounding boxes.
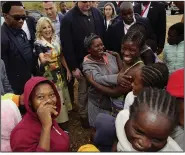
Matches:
[124,91,135,110]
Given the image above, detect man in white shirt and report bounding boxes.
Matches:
[105,2,155,56]
[134,2,166,55]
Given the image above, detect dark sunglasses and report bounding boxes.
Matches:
[82,1,92,3]
[8,14,27,21]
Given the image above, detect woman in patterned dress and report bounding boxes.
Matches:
[34,17,72,130]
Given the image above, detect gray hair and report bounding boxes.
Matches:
[84,33,100,49]
[120,2,133,11]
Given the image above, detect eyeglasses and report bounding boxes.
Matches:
[8,14,27,21]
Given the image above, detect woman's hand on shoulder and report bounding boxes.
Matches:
[117,73,132,88]
[106,50,119,57]
[84,73,94,84]
[36,102,58,128]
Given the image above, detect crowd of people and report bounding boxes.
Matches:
[1,1,184,152]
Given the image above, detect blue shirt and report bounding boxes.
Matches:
[52,14,60,38]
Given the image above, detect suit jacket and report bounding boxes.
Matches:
[60,5,105,71]
[1,23,35,94]
[26,16,36,48]
[134,2,166,49]
[104,14,156,55]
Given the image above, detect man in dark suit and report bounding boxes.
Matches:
[105,2,156,56]
[60,1,105,128]
[134,1,166,55]
[1,1,36,94]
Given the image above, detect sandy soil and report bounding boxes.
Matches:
[68,14,183,152]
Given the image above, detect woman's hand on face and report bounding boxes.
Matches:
[37,102,58,128]
[117,73,132,88]
[67,70,72,82]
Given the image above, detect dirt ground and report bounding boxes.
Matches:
[68,14,183,152]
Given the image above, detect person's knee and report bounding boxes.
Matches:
[94,113,116,144]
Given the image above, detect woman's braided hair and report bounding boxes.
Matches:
[84,33,100,49]
[141,62,169,89]
[122,30,145,50]
[130,87,178,129]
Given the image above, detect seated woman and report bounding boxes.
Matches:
[1,99,22,152]
[10,77,69,152]
[116,88,182,151]
[82,33,131,127]
[34,17,72,130]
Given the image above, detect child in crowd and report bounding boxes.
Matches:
[10,77,70,152]
[163,22,184,74]
[124,62,169,109]
[128,23,156,65]
[1,99,22,152]
[93,63,169,151]
[166,69,184,150]
[116,88,182,151]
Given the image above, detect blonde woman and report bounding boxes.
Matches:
[34,17,72,130]
[103,2,117,30]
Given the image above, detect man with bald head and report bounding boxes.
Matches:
[104,2,156,56]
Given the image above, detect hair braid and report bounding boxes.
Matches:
[130,88,178,128]
[141,63,169,89]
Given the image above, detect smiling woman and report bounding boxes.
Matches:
[116,88,182,152]
[10,77,70,152]
[82,33,128,127]
[34,17,73,130]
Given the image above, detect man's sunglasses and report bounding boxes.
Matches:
[82,1,92,3]
[8,14,27,21]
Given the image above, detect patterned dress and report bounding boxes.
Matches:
[34,36,72,123]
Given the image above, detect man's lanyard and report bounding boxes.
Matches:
[141,2,150,17]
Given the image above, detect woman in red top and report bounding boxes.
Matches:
[10,77,70,152]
